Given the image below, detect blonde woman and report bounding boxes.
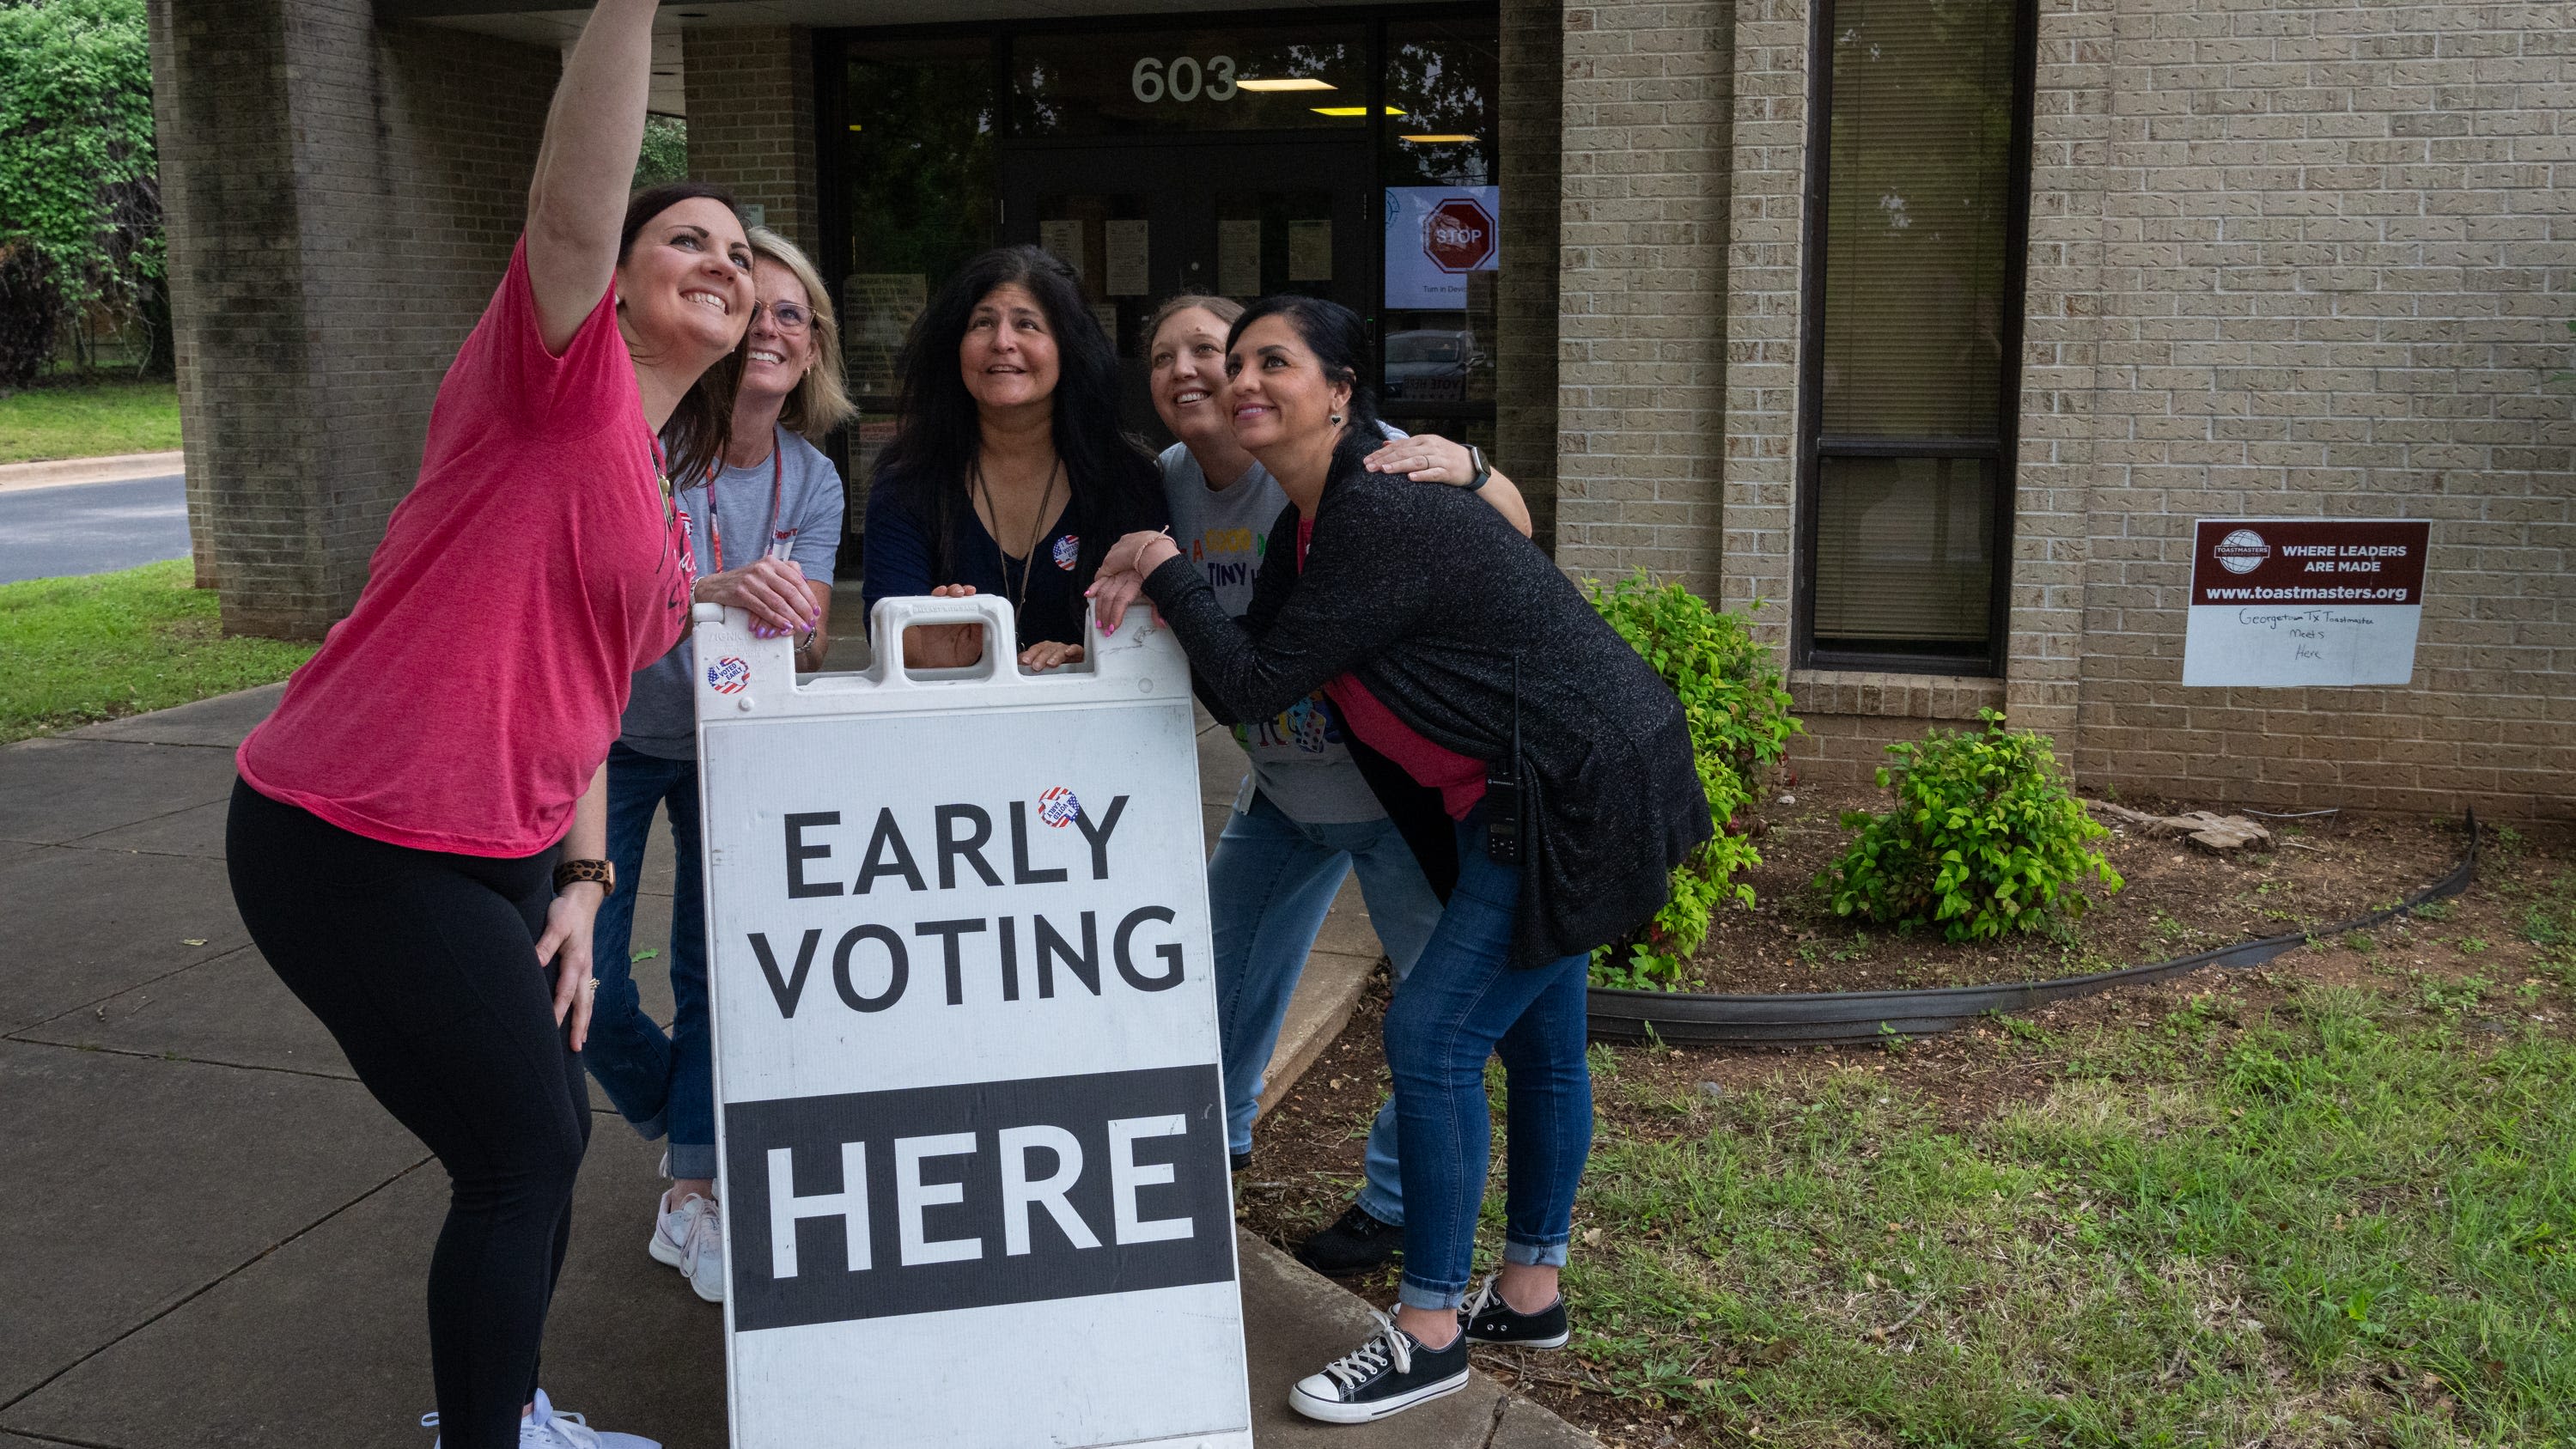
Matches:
[584,226,853,1304]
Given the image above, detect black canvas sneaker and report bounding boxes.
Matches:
[1459,1272,1571,1349]
[1294,1202,1404,1276]
[1288,1311,1472,1424]
[1231,1149,1252,1173]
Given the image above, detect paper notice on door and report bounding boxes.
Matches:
[1092,301,1121,346]
[1105,219,1149,296]
[1288,219,1332,282]
[1218,219,1262,296]
[1038,219,1084,276]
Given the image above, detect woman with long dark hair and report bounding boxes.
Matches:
[1091,295,1708,1425]
[224,3,746,1442]
[862,245,1164,668]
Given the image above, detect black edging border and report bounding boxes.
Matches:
[1586,812,2482,1048]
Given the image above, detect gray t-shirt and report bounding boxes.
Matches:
[1159,427,1406,825]
[621,429,844,759]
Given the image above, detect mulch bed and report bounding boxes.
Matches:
[1234,810,2573,1446]
[1681,785,2476,994]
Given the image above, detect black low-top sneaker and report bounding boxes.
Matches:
[1288,1312,1471,1424]
[1294,1203,1404,1276]
[1231,1149,1252,1173]
[1460,1272,1571,1349]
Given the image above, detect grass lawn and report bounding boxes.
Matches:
[0,380,183,464]
[0,560,313,744]
[1243,829,2576,1448]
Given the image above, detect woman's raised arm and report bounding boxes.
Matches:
[525,0,658,351]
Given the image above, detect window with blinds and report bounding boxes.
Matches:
[1799,0,2031,673]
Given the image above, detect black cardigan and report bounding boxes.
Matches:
[1143,469,1711,968]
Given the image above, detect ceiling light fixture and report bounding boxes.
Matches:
[1235,77,1336,92]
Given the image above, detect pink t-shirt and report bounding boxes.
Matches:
[238,240,696,857]
[1296,517,1486,819]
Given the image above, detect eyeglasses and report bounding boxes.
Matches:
[753,299,813,333]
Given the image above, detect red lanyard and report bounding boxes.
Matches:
[703,426,791,574]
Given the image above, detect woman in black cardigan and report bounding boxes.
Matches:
[1090,295,1708,1424]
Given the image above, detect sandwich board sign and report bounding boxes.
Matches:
[2181,518,2431,687]
[691,594,1251,1449]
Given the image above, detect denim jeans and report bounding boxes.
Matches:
[1384,804,1594,1312]
[1211,789,1444,1225]
[584,741,716,1181]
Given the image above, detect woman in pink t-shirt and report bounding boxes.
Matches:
[222,3,750,1444]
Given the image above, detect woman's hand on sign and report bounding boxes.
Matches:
[538,880,604,1051]
[1087,529,1178,635]
[1019,639,1085,672]
[902,583,988,668]
[697,557,814,635]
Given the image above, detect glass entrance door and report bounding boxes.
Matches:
[997,138,1374,444]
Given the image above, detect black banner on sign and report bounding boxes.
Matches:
[723,1064,1233,1332]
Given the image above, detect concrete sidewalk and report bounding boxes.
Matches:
[0,685,1591,1449]
[0,450,186,493]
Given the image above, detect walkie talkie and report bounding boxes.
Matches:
[1485,654,1523,865]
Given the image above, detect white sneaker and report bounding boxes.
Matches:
[681,1195,725,1303]
[647,1189,724,1303]
[422,1389,661,1447]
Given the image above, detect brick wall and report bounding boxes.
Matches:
[2032,0,2575,818]
[1500,0,1566,547]
[149,2,556,637]
[683,27,820,259]
[1555,0,1738,596]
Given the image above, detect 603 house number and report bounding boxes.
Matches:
[1130,55,1238,103]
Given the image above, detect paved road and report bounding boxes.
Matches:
[0,472,190,585]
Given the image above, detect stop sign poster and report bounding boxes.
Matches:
[2181,518,2431,687]
[1385,186,1500,307]
[693,598,1250,1449]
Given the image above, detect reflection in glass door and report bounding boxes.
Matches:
[998,141,1373,445]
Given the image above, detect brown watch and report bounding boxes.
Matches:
[554,858,615,897]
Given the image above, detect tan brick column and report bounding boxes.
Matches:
[682,27,821,259]
[1556,1,1736,596]
[148,2,556,638]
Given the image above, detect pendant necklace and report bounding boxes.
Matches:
[974,453,1063,625]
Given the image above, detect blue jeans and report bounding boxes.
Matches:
[1211,789,1444,1226]
[585,741,716,1181]
[1385,805,1594,1312]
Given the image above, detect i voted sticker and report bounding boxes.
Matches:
[1052,533,1081,570]
[1038,785,1081,827]
[707,656,751,695]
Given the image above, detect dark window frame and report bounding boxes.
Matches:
[1791,0,2037,679]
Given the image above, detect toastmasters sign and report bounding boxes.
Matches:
[691,596,1249,1449]
[2182,519,2432,687]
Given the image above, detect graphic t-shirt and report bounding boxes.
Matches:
[1158,428,1406,826]
[620,428,845,760]
[236,239,696,857]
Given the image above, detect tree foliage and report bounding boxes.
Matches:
[0,0,161,387]
[635,115,688,190]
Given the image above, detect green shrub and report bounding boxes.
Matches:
[1584,570,1801,988]
[1822,708,2122,942]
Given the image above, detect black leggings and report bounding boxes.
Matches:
[226,779,588,1449]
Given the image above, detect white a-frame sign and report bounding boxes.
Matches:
[692,594,1251,1449]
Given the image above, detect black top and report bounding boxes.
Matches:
[864,468,1166,647]
[1144,469,1712,967]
